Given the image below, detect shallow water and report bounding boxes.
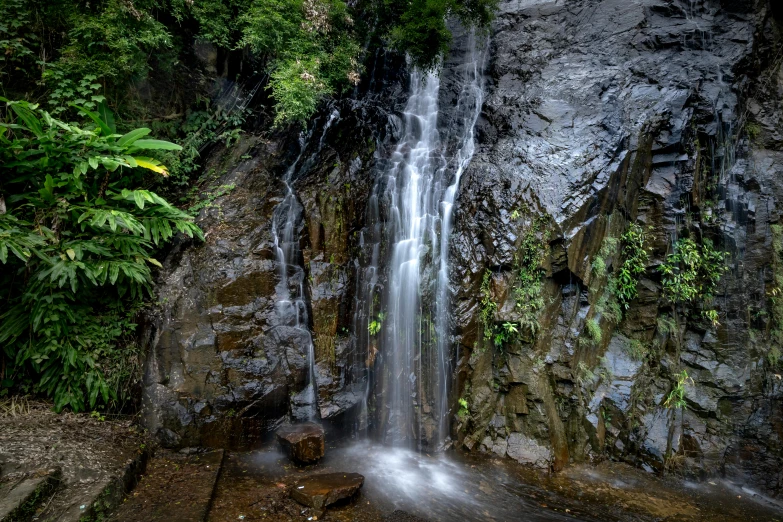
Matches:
[208,441,783,522]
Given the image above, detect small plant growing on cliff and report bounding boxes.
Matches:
[664,370,693,409]
[575,361,596,387]
[703,309,720,327]
[479,270,498,341]
[591,237,618,277]
[585,318,602,346]
[616,223,651,309]
[627,339,649,361]
[457,397,470,419]
[493,321,519,347]
[368,312,385,336]
[659,238,726,305]
[767,224,783,366]
[511,220,548,339]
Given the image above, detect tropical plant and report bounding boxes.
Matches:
[0,99,203,411]
[664,370,693,410]
[659,238,726,305]
[616,223,651,309]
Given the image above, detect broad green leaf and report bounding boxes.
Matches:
[134,157,169,176]
[9,102,43,137]
[97,101,116,133]
[72,104,112,136]
[117,128,151,147]
[130,139,182,151]
[133,191,145,209]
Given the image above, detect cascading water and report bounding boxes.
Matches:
[357,31,487,449]
[272,110,341,421]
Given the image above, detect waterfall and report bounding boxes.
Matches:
[272,110,340,421]
[359,31,487,448]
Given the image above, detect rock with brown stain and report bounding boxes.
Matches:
[276,423,325,464]
[290,472,364,509]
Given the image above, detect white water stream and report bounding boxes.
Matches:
[368,32,487,448]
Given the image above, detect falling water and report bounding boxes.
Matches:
[434,36,487,446]
[360,31,487,448]
[271,110,340,421]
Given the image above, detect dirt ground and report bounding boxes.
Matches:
[0,397,147,521]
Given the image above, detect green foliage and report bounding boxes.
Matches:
[0,0,37,82]
[4,0,497,127]
[591,224,648,326]
[368,312,385,336]
[768,224,783,367]
[585,318,602,346]
[510,220,548,339]
[368,320,382,336]
[0,99,202,412]
[241,0,361,126]
[659,238,726,306]
[591,237,618,277]
[457,397,469,418]
[626,339,649,361]
[745,122,761,141]
[493,321,518,347]
[161,101,248,188]
[657,314,676,335]
[479,269,497,341]
[664,370,693,410]
[575,361,596,387]
[616,223,650,309]
[384,0,497,70]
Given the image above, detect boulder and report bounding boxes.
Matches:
[290,472,364,509]
[276,423,325,464]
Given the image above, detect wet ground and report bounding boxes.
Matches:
[206,441,783,522]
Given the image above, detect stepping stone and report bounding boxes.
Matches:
[0,469,60,520]
[290,472,364,510]
[276,423,325,464]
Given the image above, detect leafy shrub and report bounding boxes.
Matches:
[659,238,726,306]
[0,99,202,411]
[479,269,497,341]
[616,223,650,309]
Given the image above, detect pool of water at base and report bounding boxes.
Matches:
[208,441,783,522]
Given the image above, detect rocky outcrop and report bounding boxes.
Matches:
[451,0,783,495]
[140,53,407,449]
[141,0,783,498]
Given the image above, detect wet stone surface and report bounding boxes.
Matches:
[202,443,783,522]
[277,423,326,464]
[110,450,224,522]
[290,472,364,510]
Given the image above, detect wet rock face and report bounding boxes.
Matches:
[141,0,783,498]
[452,0,783,494]
[290,472,364,510]
[141,61,405,448]
[276,423,325,464]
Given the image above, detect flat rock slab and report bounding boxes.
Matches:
[276,423,325,464]
[0,471,59,520]
[109,450,223,521]
[290,472,364,510]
